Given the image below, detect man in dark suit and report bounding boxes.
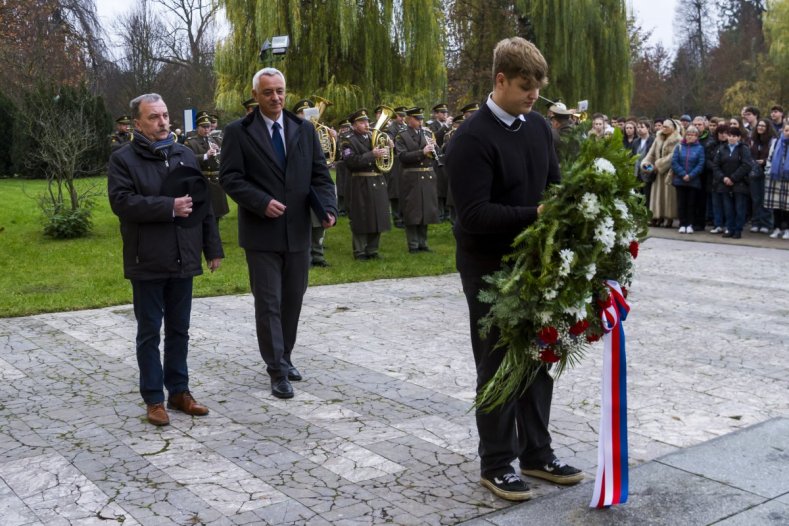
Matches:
[219,67,337,399]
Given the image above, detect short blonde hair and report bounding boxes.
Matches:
[492,37,549,89]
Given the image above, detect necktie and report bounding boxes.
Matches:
[271,121,286,169]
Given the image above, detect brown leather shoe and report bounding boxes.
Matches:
[146,403,170,426]
[167,391,209,416]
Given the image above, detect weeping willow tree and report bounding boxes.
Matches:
[447,0,632,116]
[215,0,446,123]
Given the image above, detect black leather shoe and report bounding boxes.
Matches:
[271,378,294,399]
[287,366,302,381]
[311,260,330,268]
[418,246,432,252]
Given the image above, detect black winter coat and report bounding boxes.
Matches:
[712,142,753,194]
[108,140,224,280]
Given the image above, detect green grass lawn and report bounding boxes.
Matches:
[0,176,458,318]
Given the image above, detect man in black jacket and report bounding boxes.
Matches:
[108,93,224,426]
[220,68,337,399]
[445,37,582,502]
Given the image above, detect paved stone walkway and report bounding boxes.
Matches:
[0,237,787,525]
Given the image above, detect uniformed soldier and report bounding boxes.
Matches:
[291,99,331,268]
[110,115,132,152]
[335,118,352,216]
[395,107,440,252]
[184,113,229,221]
[341,108,391,260]
[443,114,464,224]
[459,102,480,118]
[386,106,408,228]
[242,97,259,115]
[428,103,451,221]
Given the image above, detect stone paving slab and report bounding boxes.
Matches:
[463,417,789,526]
[0,236,788,524]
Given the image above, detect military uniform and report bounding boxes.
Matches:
[427,104,451,220]
[443,113,464,223]
[110,115,132,152]
[386,106,409,228]
[335,121,352,215]
[341,109,391,259]
[395,107,440,252]
[184,115,229,219]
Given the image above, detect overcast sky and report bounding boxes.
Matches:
[95,0,680,56]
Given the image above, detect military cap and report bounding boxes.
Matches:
[209,113,219,122]
[196,114,212,126]
[432,103,448,113]
[373,105,386,114]
[549,102,573,116]
[242,97,259,109]
[406,107,425,119]
[195,110,210,121]
[115,115,131,124]
[338,118,352,128]
[394,106,408,116]
[460,102,480,114]
[452,114,464,124]
[350,108,370,122]
[292,98,315,114]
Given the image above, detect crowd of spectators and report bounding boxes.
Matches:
[595,106,789,240]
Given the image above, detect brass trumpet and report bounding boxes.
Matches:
[311,95,337,164]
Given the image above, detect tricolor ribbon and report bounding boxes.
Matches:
[590,279,630,508]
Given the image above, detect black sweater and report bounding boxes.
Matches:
[445,103,560,258]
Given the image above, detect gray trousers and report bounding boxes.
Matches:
[405,225,428,250]
[352,233,381,258]
[245,249,310,379]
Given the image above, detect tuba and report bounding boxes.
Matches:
[311,95,337,165]
[370,105,394,173]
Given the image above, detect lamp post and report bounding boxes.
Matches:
[259,35,290,66]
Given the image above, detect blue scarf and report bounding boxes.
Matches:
[770,137,789,181]
[133,130,176,160]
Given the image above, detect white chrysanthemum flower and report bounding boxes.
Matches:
[594,216,616,253]
[563,303,587,321]
[543,289,558,300]
[558,249,574,277]
[579,193,600,220]
[613,199,630,221]
[593,157,616,175]
[538,311,552,324]
[585,263,597,281]
[617,228,636,246]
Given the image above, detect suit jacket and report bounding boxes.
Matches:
[220,109,337,252]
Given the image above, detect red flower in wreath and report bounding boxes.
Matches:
[628,240,639,259]
[537,326,559,345]
[621,286,628,298]
[586,332,602,343]
[539,348,561,363]
[569,319,590,336]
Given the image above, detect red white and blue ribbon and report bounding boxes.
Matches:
[590,279,630,508]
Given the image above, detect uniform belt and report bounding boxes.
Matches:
[352,171,379,177]
[403,167,432,172]
[203,171,220,177]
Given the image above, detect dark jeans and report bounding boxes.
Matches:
[675,186,697,228]
[749,176,773,229]
[721,192,748,234]
[131,278,193,405]
[457,249,554,475]
[710,192,726,228]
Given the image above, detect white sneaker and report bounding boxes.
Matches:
[686,226,694,234]
[678,226,686,234]
[710,226,723,234]
[783,230,789,240]
[759,227,770,234]
[750,226,759,233]
[769,229,782,239]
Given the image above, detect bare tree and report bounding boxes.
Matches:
[115,0,170,98]
[153,0,220,69]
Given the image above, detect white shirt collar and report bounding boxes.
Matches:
[486,93,525,127]
[259,110,285,132]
